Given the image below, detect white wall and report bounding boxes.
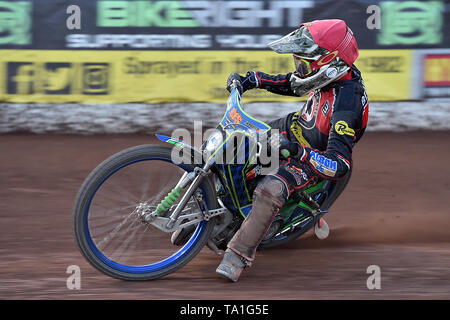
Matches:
[1,100,449,134]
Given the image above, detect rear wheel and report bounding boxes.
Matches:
[73,145,217,280]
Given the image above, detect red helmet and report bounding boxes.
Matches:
[268,19,359,95]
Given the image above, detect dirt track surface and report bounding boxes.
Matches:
[1,132,449,300]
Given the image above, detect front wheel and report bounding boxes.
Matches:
[73,145,217,280]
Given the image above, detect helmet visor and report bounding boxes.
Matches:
[268,26,322,59]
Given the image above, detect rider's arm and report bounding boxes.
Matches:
[299,110,356,180]
[241,71,299,97]
[253,71,298,97]
[274,110,355,180]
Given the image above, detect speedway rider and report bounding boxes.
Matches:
[215,19,369,282]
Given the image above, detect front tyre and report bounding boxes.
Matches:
[73,145,217,280]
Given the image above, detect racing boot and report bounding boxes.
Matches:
[216,175,289,282]
[226,175,288,261]
[216,248,252,282]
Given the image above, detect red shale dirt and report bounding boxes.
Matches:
[0,132,449,299]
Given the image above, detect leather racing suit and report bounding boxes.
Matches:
[227,65,369,261]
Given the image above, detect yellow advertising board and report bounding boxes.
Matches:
[0,49,412,103]
[355,49,412,101]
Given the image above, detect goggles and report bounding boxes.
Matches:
[293,50,340,78]
[293,54,317,78]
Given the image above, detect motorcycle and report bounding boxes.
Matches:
[73,82,349,280]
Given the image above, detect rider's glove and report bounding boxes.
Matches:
[226,71,259,93]
[269,133,303,160]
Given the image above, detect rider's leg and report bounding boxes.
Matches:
[226,175,288,261]
[216,174,288,282]
[216,160,318,282]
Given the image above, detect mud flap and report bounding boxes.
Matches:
[155,134,204,165]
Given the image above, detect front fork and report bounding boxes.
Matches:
[138,161,225,233]
[165,163,211,229]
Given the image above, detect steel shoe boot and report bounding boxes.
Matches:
[216,249,252,282]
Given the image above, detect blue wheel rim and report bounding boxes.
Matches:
[84,157,208,274]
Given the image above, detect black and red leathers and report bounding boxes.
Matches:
[227,66,369,261]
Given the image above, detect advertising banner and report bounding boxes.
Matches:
[0,49,412,103]
[0,0,446,102]
[0,0,449,50]
[423,54,450,98]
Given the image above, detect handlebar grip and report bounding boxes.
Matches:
[230,79,243,95]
